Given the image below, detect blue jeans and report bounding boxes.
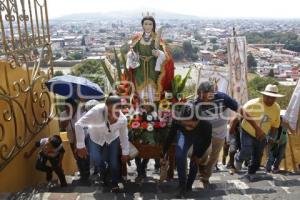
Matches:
[235,129,266,174]
[89,138,121,186]
[266,143,286,171]
[175,132,199,187]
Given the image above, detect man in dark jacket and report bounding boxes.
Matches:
[161,103,212,198]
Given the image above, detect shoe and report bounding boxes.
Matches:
[244,160,250,167]
[201,179,210,189]
[111,186,123,193]
[239,173,255,182]
[186,184,192,192]
[100,171,109,186]
[234,160,242,172]
[239,174,250,182]
[135,174,146,183]
[60,182,68,187]
[222,157,226,165]
[46,170,53,182]
[265,168,271,173]
[272,168,280,174]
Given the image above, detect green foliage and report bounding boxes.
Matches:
[277,86,296,109]
[245,31,300,52]
[170,46,184,61]
[67,52,83,60]
[53,70,64,77]
[113,48,122,82]
[120,43,130,54]
[172,68,192,97]
[182,40,199,61]
[210,38,217,44]
[183,83,196,97]
[55,52,62,59]
[183,40,194,56]
[99,59,114,86]
[70,60,105,87]
[247,76,295,109]
[268,69,275,77]
[247,53,257,68]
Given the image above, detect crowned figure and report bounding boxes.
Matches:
[126,12,174,103]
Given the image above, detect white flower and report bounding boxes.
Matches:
[147,115,153,121]
[147,124,154,132]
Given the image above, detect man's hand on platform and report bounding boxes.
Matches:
[77,147,88,159]
[121,155,130,163]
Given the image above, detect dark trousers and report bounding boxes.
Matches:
[70,137,90,180]
[35,152,67,186]
[135,158,149,176]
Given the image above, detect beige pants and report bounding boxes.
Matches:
[199,137,225,181]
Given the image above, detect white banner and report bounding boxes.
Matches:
[284,80,300,131]
[227,37,249,105]
[194,65,229,95]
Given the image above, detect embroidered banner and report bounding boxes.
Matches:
[227,37,249,105]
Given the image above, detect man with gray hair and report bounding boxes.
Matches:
[195,81,264,187]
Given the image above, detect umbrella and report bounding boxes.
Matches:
[45,75,104,100]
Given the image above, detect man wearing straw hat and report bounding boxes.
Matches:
[234,84,284,181]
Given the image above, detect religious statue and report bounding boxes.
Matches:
[126,13,174,103]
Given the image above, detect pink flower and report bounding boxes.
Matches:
[131,121,140,129]
[159,121,167,128]
[121,98,128,105]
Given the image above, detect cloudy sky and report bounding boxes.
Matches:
[48,0,300,19]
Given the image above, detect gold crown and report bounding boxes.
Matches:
[142,11,155,18]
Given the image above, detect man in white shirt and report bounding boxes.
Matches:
[75,95,129,192]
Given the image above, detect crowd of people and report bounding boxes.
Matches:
[24,80,290,198]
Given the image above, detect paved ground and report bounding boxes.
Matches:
[5,160,300,200]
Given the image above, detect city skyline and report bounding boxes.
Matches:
[48,0,300,19]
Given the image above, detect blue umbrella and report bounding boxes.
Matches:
[46,75,104,100]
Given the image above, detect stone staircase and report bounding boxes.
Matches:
[5,160,300,200]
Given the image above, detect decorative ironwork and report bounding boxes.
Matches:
[0,0,55,170]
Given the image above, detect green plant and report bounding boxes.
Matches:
[171,68,192,98]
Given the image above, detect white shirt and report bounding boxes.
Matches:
[75,103,129,155]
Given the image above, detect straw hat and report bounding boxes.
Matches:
[259,84,285,98]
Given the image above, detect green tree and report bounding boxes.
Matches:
[53,70,64,77]
[55,52,62,59]
[247,76,294,109]
[68,52,83,60]
[70,60,105,87]
[183,40,198,61]
[170,46,184,61]
[183,40,193,56]
[247,53,257,69]
[210,38,217,44]
[268,69,274,77]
